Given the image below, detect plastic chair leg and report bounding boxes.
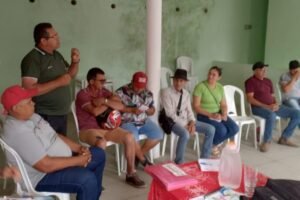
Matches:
[253,123,257,149]
[259,120,265,145]
[170,133,177,161]
[194,133,200,158]
[115,144,121,176]
[245,125,250,140]
[161,134,167,156]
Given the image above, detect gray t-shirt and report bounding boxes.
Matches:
[2,113,72,189]
[279,72,300,100]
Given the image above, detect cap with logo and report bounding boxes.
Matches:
[1,85,37,111]
[132,71,148,89]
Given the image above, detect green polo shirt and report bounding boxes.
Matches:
[193,81,224,113]
[21,47,71,115]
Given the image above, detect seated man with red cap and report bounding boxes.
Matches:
[116,72,164,167]
[1,85,105,200]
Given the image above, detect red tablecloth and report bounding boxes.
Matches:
[147,161,268,200]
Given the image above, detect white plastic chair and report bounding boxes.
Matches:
[0,137,70,200]
[160,67,173,89]
[71,101,121,176]
[176,56,194,76]
[161,132,200,161]
[223,85,257,151]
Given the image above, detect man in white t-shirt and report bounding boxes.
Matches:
[1,85,105,200]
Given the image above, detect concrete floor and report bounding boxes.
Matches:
[1,115,300,199]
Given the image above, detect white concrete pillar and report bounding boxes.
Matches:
[146,0,162,158]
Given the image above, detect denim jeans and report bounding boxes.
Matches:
[36,147,106,200]
[251,105,300,142]
[121,118,164,141]
[172,121,215,164]
[283,98,300,128]
[197,115,239,145]
[283,98,300,110]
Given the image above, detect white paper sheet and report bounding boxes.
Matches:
[198,159,220,172]
[162,163,187,176]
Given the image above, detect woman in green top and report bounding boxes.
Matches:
[192,66,239,155]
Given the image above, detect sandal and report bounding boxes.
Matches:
[211,146,221,157]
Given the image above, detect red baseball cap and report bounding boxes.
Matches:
[132,71,148,89]
[1,85,38,111]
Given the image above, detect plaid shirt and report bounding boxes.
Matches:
[116,83,154,125]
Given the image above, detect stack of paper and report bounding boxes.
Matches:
[189,187,242,200]
[145,163,198,191]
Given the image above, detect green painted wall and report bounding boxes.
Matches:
[163,0,268,82]
[265,0,300,70]
[0,0,267,94]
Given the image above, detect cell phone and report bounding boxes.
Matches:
[139,104,149,111]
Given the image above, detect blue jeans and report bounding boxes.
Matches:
[283,98,300,110]
[121,118,164,141]
[172,121,215,164]
[197,115,239,145]
[251,105,300,142]
[283,98,300,128]
[36,147,106,200]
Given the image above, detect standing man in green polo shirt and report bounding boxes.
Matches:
[21,22,80,135]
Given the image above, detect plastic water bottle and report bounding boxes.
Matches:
[218,141,242,189]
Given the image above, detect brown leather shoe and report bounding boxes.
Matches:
[278,137,299,147]
[126,173,146,188]
[259,142,270,152]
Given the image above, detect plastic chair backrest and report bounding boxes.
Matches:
[71,101,90,147]
[176,56,193,76]
[224,85,247,117]
[71,101,80,133]
[161,67,173,89]
[0,137,36,196]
